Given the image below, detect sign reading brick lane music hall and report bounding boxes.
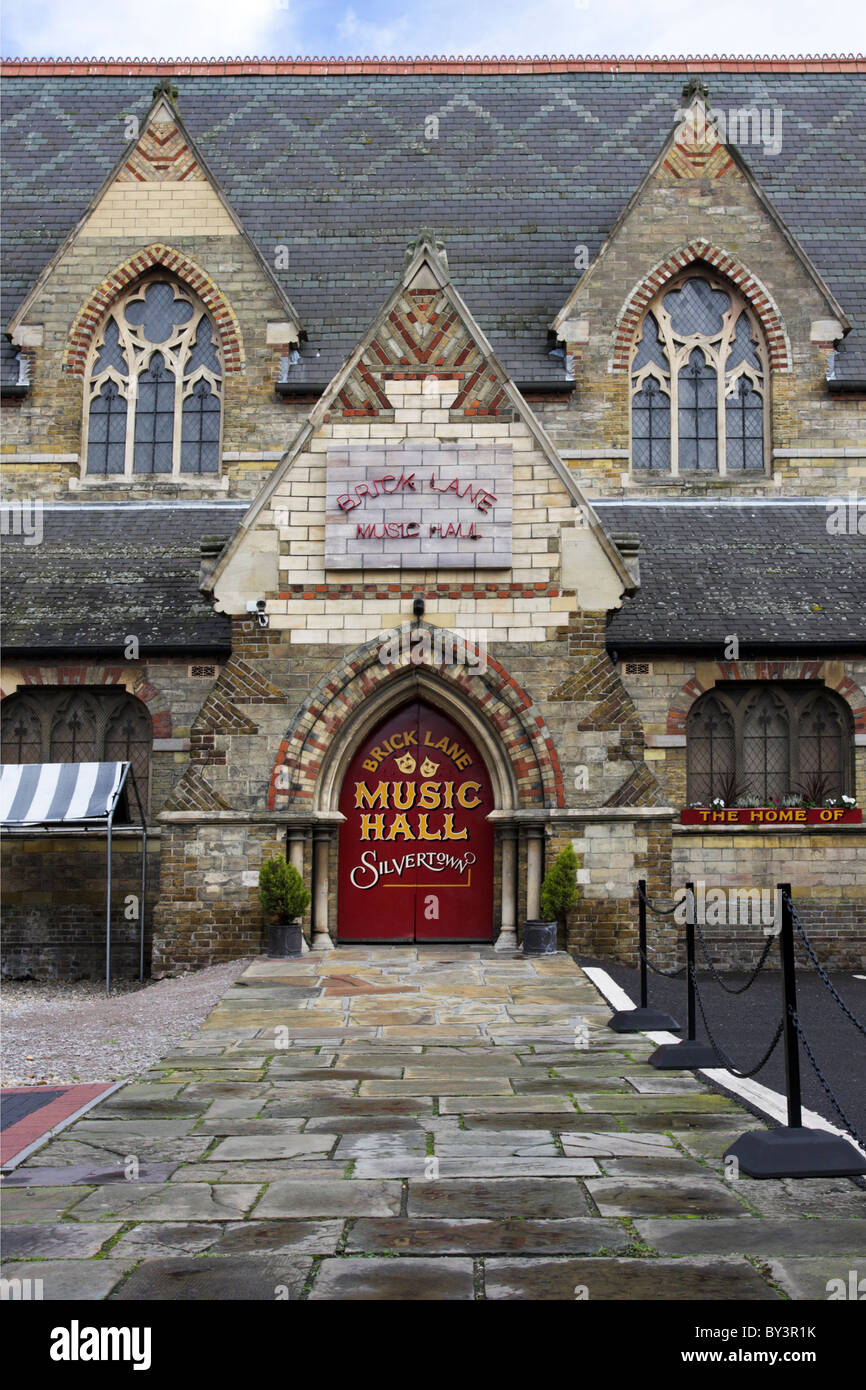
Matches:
[325,445,513,570]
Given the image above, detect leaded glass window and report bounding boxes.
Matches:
[686,696,735,805]
[84,277,222,479]
[686,684,853,804]
[0,689,152,808]
[630,269,767,476]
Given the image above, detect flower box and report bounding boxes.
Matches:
[681,807,862,825]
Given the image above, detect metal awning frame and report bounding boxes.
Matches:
[0,761,148,994]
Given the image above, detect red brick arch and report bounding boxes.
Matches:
[611,240,791,373]
[63,244,244,377]
[666,661,866,736]
[268,626,565,811]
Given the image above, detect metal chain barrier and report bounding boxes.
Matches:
[785,894,866,1040]
[689,964,785,1077]
[790,1008,866,1151]
[694,914,777,995]
[636,883,680,916]
[637,944,687,979]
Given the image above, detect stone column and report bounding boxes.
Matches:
[494,825,518,952]
[287,827,310,953]
[311,827,335,952]
[526,826,545,921]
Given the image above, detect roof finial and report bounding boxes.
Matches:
[152,77,179,107]
[405,229,448,271]
[681,75,709,105]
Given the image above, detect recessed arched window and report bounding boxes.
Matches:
[686,683,853,804]
[84,276,222,479]
[1,689,152,807]
[630,269,768,476]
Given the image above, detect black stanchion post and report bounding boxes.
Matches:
[607,879,681,1034]
[650,879,717,1069]
[639,880,649,1011]
[723,883,866,1178]
[779,882,802,1129]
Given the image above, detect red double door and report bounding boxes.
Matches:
[337,701,494,942]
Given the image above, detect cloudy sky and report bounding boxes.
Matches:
[2,0,864,62]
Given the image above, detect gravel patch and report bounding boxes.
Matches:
[1,960,253,1086]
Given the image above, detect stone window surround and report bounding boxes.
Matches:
[81,274,224,483]
[628,266,771,480]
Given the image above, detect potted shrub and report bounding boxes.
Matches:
[525,844,580,954]
[258,856,311,957]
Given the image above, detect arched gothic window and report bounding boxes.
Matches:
[631,270,768,476]
[84,277,222,478]
[686,684,853,804]
[0,689,152,807]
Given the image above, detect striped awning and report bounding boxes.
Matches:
[0,762,129,826]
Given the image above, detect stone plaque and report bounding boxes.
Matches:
[325,445,513,570]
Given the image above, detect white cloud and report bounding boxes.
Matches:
[3,0,293,60]
[3,0,864,60]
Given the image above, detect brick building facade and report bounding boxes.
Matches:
[2,57,865,976]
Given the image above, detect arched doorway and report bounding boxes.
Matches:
[337,700,494,942]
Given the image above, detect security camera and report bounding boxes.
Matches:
[246,598,270,629]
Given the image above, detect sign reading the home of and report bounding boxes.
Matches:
[325,445,513,569]
[682,807,862,825]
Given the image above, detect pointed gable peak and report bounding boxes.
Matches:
[662,81,736,181]
[119,92,206,185]
[320,232,517,424]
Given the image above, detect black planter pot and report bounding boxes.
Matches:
[267,921,303,958]
[522,919,559,955]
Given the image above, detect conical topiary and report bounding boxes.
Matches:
[539,844,581,929]
[258,856,310,924]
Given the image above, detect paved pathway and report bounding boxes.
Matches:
[2,948,865,1301]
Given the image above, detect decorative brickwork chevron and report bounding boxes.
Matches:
[604,764,667,807]
[165,764,231,811]
[327,286,515,421]
[549,651,645,761]
[659,138,735,181]
[118,120,205,183]
[188,656,287,763]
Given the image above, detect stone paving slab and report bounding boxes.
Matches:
[767,1258,866,1301]
[633,1218,866,1256]
[346,1217,629,1254]
[0,1259,137,1300]
[585,1177,749,1217]
[0,1223,122,1258]
[309,1256,475,1300]
[111,1254,312,1301]
[4,944,864,1301]
[483,1256,781,1300]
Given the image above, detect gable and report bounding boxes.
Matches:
[6,91,302,345]
[208,237,633,618]
[552,92,848,356]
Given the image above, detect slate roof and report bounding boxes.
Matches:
[597,501,866,651]
[2,69,865,386]
[0,502,244,653]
